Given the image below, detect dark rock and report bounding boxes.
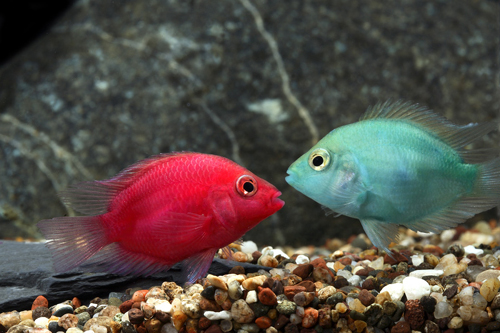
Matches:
[284,323,300,333]
[200,286,216,301]
[52,305,74,317]
[249,303,270,318]
[376,315,393,330]
[420,296,437,313]
[129,308,145,325]
[0,240,270,312]
[443,284,459,299]
[48,321,64,333]
[364,303,383,326]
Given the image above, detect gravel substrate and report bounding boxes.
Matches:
[1,219,500,333]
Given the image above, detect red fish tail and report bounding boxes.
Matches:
[38,216,108,272]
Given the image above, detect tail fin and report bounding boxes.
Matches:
[38,216,108,272]
[474,157,500,209]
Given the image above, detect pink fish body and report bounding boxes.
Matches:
[38,152,284,282]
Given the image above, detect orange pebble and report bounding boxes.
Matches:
[32,295,49,310]
[132,290,149,302]
[72,297,81,309]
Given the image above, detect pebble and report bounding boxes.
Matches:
[402,276,430,300]
[5,222,500,333]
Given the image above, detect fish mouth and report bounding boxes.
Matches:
[271,191,285,210]
[285,169,295,185]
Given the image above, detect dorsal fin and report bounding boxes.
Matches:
[360,100,497,155]
[60,152,189,215]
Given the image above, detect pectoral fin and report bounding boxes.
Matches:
[360,219,400,257]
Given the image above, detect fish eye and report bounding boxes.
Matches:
[308,148,331,171]
[236,175,258,197]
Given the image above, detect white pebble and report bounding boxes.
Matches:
[246,290,258,304]
[204,310,232,321]
[368,257,384,270]
[411,254,424,267]
[348,275,362,287]
[380,282,404,301]
[271,248,290,259]
[269,268,286,278]
[403,276,431,300]
[440,229,456,242]
[155,301,172,313]
[295,254,309,264]
[434,301,453,319]
[409,269,444,279]
[337,270,353,280]
[35,317,49,328]
[464,245,484,256]
[261,246,274,257]
[240,323,259,333]
[241,241,258,254]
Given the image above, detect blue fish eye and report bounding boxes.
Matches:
[308,148,330,171]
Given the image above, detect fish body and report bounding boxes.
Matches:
[286,101,500,254]
[39,152,284,282]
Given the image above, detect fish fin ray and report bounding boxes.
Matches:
[82,243,172,276]
[182,248,217,283]
[60,152,193,215]
[38,216,107,272]
[321,206,341,217]
[361,100,497,150]
[360,219,399,256]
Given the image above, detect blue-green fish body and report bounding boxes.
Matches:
[286,101,500,254]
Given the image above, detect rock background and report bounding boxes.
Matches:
[0,0,498,246]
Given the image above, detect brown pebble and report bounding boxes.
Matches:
[136,324,147,333]
[358,289,375,306]
[468,258,483,266]
[255,316,272,329]
[251,251,262,264]
[119,300,134,314]
[338,257,352,265]
[312,266,333,283]
[205,324,223,333]
[198,317,212,330]
[384,251,408,265]
[128,308,145,325]
[404,300,425,331]
[391,321,411,333]
[258,288,278,306]
[293,264,314,279]
[31,296,48,311]
[284,285,306,301]
[200,298,222,312]
[274,313,290,330]
[155,311,171,323]
[293,292,315,307]
[296,280,315,292]
[32,306,51,321]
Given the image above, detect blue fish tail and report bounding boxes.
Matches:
[474,157,500,207]
[38,216,108,272]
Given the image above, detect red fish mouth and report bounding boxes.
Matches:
[271,191,285,210]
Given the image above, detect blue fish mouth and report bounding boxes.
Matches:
[285,170,295,185]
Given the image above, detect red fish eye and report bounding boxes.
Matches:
[236,175,258,197]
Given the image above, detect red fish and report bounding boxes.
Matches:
[38,152,284,282]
